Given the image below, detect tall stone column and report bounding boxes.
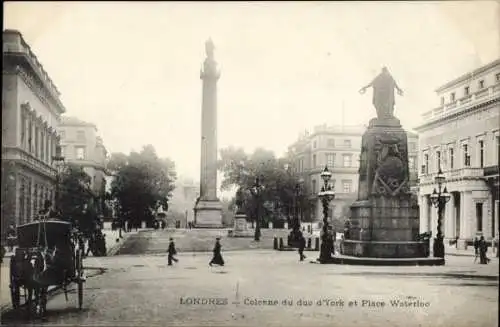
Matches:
[445,191,455,238]
[194,38,223,228]
[419,195,428,233]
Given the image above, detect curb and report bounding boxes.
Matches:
[105,230,140,256]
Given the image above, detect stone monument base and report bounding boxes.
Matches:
[329,254,445,266]
[194,200,223,228]
[344,197,423,258]
[228,213,253,237]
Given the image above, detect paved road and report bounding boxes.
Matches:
[1,249,497,327]
[116,229,301,255]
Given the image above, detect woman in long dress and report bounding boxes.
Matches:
[209,238,224,267]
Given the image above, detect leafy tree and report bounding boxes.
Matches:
[58,164,97,233]
[110,145,177,227]
[218,146,314,226]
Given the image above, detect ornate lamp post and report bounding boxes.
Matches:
[318,166,335,263]
[289,177,305,244]
[429,167,451,258]
[250,176,265,241]
[51,146,65,215]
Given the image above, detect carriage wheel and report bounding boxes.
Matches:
[9,257,20,309]
[75,249,84,309]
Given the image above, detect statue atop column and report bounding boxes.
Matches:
[201,38,219,79]
[359,67,404,119]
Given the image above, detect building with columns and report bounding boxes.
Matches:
[58,116,108,207]
[415,59,500,249]
[2,30,66,230]
[287,124,419,225]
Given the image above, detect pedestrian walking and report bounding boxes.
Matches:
[298,233,306,261]
[478,236,490,264]
[86,233,95,257]
[473,236,480,263]
[168,238,178,266]
[209,237,224,267]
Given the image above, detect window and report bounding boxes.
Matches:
[312,154,317,168]
[464,86,470,96]
[312,179,317,194]
[424,153,429,174]
[76,147,86,160]
[450,92,456,102]
[313,141,317,149]
[76,131,86,141]
[28,120,33,152]
[478,80,485,89]
[440,97,445,106]
[342,180,352,193]
[327,139,335,147]
[21,113,26,148]
[40,132,45,161]
[479,140,484,168]
[496,73,500,82]
[343,154,352,167]
[476,203,483,232]
[463,144,470,167]
[409,157,415,169]
[343,139,352,147]
[326,153,335,168]
[34,127,39,157]
[449,148,454,169]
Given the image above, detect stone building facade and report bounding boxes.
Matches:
[2,30,66,230]
[287,124,419,223]
[415,59,500,248]
[58,116,108,204]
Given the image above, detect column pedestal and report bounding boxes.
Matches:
[194,200,223,228]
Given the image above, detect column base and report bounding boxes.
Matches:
[194,200,223,228]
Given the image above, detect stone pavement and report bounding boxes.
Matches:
[1,250,497,327]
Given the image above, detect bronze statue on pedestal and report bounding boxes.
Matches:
[359,67,404,119]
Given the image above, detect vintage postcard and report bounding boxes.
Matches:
[1,1,499,327]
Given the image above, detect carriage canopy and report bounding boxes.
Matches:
[16,220,73,249]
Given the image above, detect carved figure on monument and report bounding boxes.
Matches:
[359,67,404,119]
[235,187,245,214]
[371,136,409,196]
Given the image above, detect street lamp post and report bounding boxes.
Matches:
[318,166,335,263]
[430,167,451,258]
[250,176,265,242]
[290,177,304,243]
[51,146,65,215]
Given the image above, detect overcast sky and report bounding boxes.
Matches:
[4,1,499,182]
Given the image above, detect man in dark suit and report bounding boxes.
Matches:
[167,238,178,266]
[298,232,306,261]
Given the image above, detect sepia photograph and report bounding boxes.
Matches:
[1,1,499,326]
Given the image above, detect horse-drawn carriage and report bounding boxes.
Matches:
[9,219,85,317]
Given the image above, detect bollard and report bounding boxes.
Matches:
[314,237,320,251]
[279,237,284,250]
[307,238,312,249]
[273,236,278,250]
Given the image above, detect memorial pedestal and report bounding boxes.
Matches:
[342,117,427,260]
[194,200,223,228]
[229,213,253,237]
